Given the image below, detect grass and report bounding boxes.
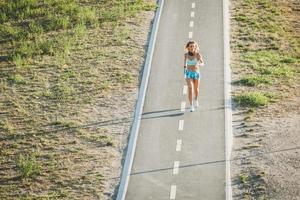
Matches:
[81,133,114,147]
[1,119,15,134]
[0,0,156,199]
[241,144,261,150]
[234,92,270,107]
[237,168,267,199]
[239,173,250,184]
[231,0,299,199]
[232,0,299,108]
[242,51,296,79]
[7,74,27,85]
[237,75,272,86]
[17,152,42,178]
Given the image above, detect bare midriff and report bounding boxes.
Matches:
[187,65,198,71]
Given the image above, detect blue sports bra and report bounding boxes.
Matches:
[186,58,198,66]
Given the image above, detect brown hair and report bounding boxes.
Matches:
[185,40,200,53]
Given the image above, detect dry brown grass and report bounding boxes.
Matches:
[0,0,156,199]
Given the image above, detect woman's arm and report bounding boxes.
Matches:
[198,53,204,64]
[183,53,187,68]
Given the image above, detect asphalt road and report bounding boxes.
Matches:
[126,0,225,199]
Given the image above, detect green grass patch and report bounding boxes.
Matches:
[12,54,25,69]
[241,51,297,81]
[100,0,156,22]
[239,173,250,184]
[7,74,26,85]
[79,131,114,147]
[234,92,270,107]
[17,152,42,179]
[237,75,272,86]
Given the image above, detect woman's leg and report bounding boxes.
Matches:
[193,79,199,100]
[186,78,193,106]
[192,78,200,108]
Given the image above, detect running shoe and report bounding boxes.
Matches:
[190,105,195,112]
[194,100,199,108]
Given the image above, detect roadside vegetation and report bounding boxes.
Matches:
[0,0,156,199]
[231,0,299,199]
[232,0,299,109]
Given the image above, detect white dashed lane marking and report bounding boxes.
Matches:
[169,3,198,199]
[189,31,193,39]
[170,185,177,199]
[189,21,194,27]
[178,120,184,131]
[183,85,187,95]
[181,102,186,112]
[173,161,180,174]
[176,140,182,151]
[191,11,195,18]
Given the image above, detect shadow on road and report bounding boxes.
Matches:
[127,146,300,176]
[142,108,183,119]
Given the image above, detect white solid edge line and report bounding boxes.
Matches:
[170,185,177,199]
[116,0,165,200]
[223,0,233,199]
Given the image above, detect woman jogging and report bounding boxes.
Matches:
[184,41,204,112]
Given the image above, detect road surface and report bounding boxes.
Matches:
[126,0,226,199]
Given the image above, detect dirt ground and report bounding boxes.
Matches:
[230,0,300,199]
[99,11,156,200]
[0,5,156,200]
[231,94,300,199]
